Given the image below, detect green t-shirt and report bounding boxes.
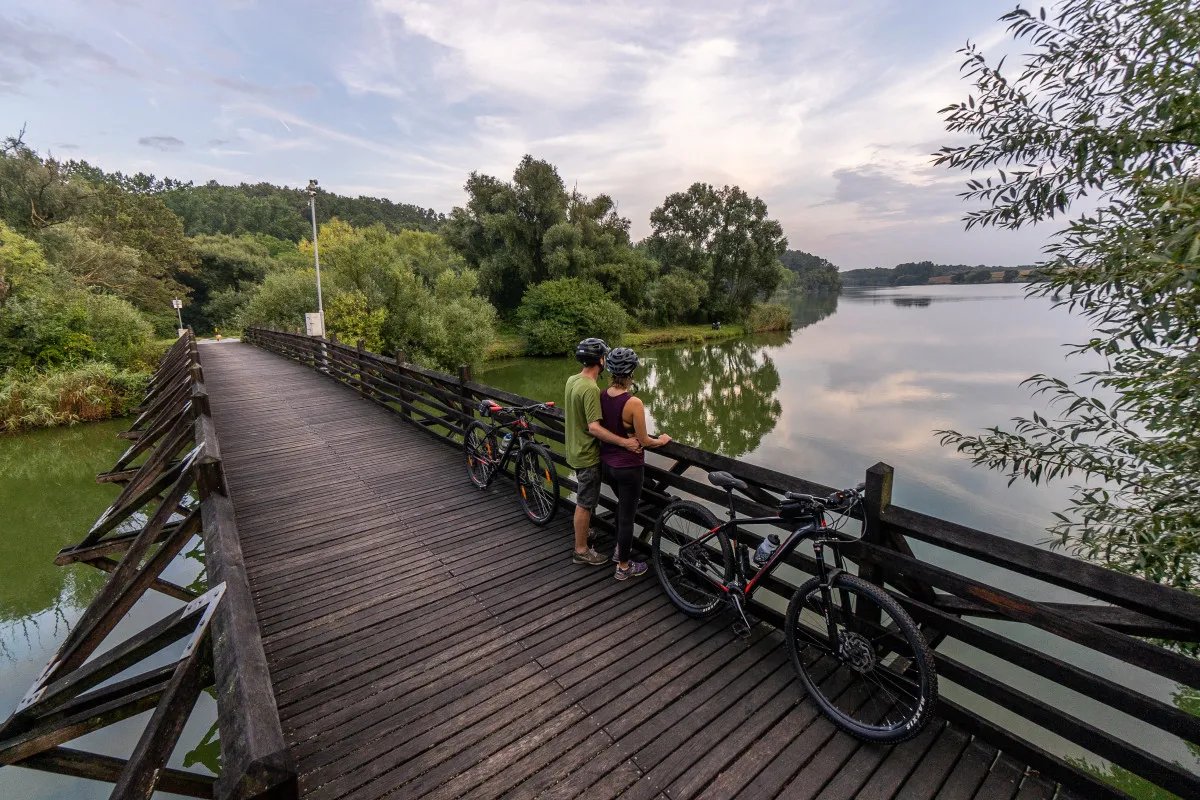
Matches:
[564,372,602,469]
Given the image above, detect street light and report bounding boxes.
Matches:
[307,178,325,336]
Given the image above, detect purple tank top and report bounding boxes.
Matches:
[599,390,643,468]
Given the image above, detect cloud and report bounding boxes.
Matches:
[0,14,135,93]
[138,135,184,151]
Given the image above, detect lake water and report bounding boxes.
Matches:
[0,420,216,800]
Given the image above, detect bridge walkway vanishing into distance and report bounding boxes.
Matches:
[199,339,1076,800]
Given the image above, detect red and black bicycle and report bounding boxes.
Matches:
[463,400,561,525]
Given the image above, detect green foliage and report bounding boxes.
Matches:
[413,269,498,371]
[326,290,386,353]
[648,183,787,320]
[646,271,707,325]
[443,156,655,315]
[842,261,1021,286]
[151,181,442,240]
[0,133,91,233]
[236,269,318,332]
[778,250,842,293]
[183,233,294,333]
[745,303,792,333]
[936,1,1200,590]
[964,268,992,284]
[0,363,149,432]
[1002,268,1020,283]
[516,278,627,356]
[893,262,937,286]
[0,220,49,303]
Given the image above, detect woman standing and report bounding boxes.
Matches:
[600,348,672,580]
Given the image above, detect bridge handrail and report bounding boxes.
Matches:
[245,326,1200,799]
[0,332,296,799]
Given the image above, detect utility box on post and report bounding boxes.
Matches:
[305,312,325,337]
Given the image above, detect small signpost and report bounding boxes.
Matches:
[171,297,184,337]
[305,312,325,338]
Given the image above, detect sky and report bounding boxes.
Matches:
[1,0,1055,269]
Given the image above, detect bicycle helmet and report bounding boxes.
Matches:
[575,337,609,366]
[606,347,638,377]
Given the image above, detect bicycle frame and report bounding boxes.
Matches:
[473,415,539,488]
[678,498,852,645]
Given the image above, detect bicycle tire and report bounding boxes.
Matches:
[785,573,937,744]
[652,500,732,618]
[516,442,559,525]
[464,420,500,489]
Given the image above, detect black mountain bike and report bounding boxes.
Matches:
[464,400,561,525]
[651,470,937,744]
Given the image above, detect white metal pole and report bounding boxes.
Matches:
[309,191,324,331]
[176,306,183,330]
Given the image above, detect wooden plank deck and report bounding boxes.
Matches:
[199,341,1055,800]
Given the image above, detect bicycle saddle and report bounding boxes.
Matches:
[708,471,748,491]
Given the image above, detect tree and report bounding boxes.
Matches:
[778,249,842,293]
[935,1,1200,589]
[648,183,787,320]
[892,261,937,286]
[516,278,627,356]
[442,156,655,315]
[0,133,91,233]
[443,157,568,312]
[1002,269,1020,283]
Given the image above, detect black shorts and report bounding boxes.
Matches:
[573,464,602,511]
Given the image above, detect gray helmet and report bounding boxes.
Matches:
[575,337,609,366]
[606,347,638,377]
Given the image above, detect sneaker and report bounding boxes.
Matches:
[616,561,649,580]
[573,547,608,566]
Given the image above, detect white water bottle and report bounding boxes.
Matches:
[501,432,514,452]
[753,534,780,566]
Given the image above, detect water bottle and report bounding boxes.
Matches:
[501,432,514,453]
[753,534,780,566]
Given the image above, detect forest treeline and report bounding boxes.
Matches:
[841,261,1033,287]
[0,136,839,430]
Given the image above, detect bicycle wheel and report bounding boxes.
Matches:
[785,573,937,744]
[464,420,501,488]
[652,500,732,618]
[516,442,559,525]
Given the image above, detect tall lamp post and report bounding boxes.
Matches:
[307,179,325,335]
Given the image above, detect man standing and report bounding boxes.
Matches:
[565,338,641,564]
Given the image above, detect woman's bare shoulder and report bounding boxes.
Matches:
[626,395,645,411]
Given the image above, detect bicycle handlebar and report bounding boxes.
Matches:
[783,482,866,511]
[483,400,555,416]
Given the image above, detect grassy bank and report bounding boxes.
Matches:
[484,322,751,361]
[1,363,151,433]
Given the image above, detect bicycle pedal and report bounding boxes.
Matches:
[731,621,753,639]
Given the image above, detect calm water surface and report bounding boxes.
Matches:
[0,420,216,800]
[480,284,1198,785]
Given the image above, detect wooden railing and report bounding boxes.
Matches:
[245,326,1200,800]
[0,332,297,800]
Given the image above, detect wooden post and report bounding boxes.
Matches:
[458,364,473,433]
[356,339,368,396]
[858,462,893,624]
[395,350,411,419]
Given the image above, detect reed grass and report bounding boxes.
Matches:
[0,363,150,432]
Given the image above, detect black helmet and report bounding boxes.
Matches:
[575,337,609,366]
[606,347,638,377]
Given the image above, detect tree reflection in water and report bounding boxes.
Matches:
[637,338,783,458]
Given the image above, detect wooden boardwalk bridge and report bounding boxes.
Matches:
[3,330,1200,799]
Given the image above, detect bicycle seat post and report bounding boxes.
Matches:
[725,488,737,521]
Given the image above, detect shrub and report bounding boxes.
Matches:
[0,363,149,432]
[413,270,497,371]
[236,269,317,331]
[84,293,156,368]
[745,303,792,333]
[516,278,627,356]
[326,290,386,352]
[647,271,705,324]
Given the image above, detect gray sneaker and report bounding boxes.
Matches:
[616,560,649,580]
[573,547,608,566]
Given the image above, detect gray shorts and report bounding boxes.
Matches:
[573,464,603,511]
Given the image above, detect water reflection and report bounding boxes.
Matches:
[638,339,783,458]
[892,296,932,307]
